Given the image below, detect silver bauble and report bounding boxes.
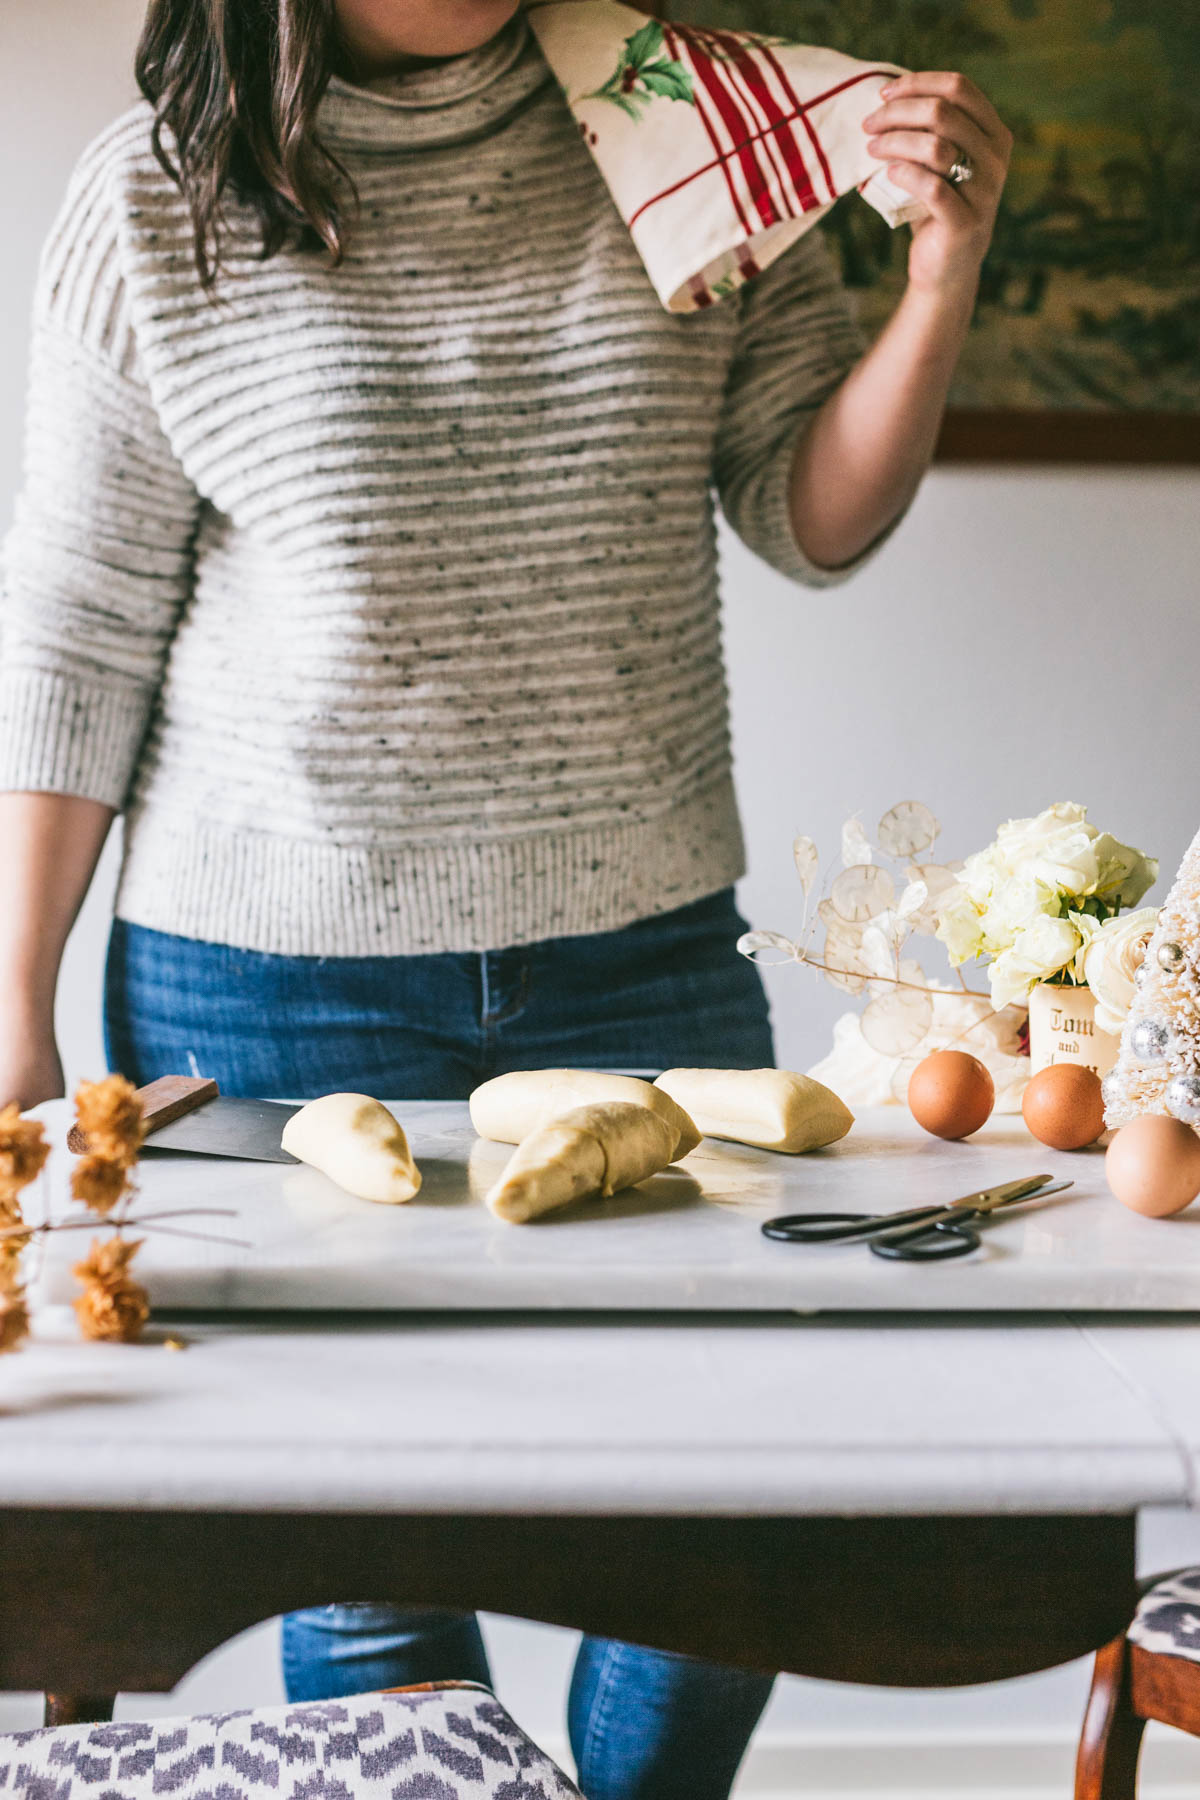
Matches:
[1129,1017,1172,1063]
[1165,1075,1200,1127]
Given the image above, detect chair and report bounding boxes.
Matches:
[0,1682,581,1800]
[1076,1567,1200,1799]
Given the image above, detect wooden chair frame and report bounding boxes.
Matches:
[1076,1623,1200,1799]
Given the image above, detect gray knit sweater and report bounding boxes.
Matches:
[0,13,908,957]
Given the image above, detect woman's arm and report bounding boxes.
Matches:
[787,274,977,570]
[0,792,115,1109]
[788,69,1013,571]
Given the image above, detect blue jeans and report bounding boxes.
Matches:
[104,887,775,1800]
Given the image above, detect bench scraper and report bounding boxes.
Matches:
[67,1075,300,1163]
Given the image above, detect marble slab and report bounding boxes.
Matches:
[24,1100,1200,1313]
[1081,1323,1200,1508]
[0,1309,1188,1515]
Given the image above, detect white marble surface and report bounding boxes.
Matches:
[26,1101,1200,1313]
[0,1306,1190,1515]
[1082,1323,1200,1507]
[12,1100,1200,1522]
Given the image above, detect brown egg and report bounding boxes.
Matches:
[907,1050,995,1141]
[1022,1063,1106,1150]
[1106,1114,1200,1217]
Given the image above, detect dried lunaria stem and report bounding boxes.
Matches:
[73,1237,149,1344]
[70,1076,145,1217]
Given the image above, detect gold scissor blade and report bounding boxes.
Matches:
[947,1174,1059,1215]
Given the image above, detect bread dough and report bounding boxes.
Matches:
[470,1069,700,1159]
[280,1093,422,1203]
[653,1068,853,1154]
[486,1101,677,1224]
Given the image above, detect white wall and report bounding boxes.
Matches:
[5,2,1200,1794]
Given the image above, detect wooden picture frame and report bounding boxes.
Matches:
[638,2,1200,464]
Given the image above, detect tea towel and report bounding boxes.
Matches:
[526,0,928,312]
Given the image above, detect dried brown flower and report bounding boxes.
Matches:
[73,1236,149,1344]
[70,1076,145,1219]
[0,1230,31,1275]
[70,1153,133,1218]
[0,1104,50,1200]
[73,1075,145,1163]
[0,1286,30,1355]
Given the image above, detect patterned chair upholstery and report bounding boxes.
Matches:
[1126,1568,1200,1663]
[0,1684,581,1800]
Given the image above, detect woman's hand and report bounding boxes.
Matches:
[860,71,1013,297]
[0,1014,65,1112]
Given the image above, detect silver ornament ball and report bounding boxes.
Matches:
[1165,1074,1200,1127]
[1158,941,1186,972]
[1129,1017,1172,1063]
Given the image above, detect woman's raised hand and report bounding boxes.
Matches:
[861,70,1013,297]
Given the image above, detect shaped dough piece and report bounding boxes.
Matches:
[281,1093,422,1203]
[470,1069,700,1159]
[654,1068,853,1154]
[486,1101,676,1224]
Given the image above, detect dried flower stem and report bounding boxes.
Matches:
[796,951,990,1001]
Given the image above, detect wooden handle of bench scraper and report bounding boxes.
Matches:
[67,1075,220,1153]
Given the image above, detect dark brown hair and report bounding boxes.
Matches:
[135,0,357,286]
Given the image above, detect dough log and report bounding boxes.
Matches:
[486,1100,677,1224]
[470,1069,700,1159]
[654,1068,853,1154]
[280,1093,422,1203]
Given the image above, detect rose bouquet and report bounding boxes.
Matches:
[935,803,1158,1022]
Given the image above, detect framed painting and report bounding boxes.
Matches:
[649,0,1200,463]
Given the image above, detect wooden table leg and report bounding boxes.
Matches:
[43,1695,117,1727]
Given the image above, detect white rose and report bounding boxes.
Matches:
[1090,834,1158,909]
[993,803,1089,868]
[977,876,1059,955]
[988,913,1083,1009]
[958,844,1005,907]
[987,804,1101,900]
[1025,826,1103,899]
[935,887,984,965]
[1079,906,1160,1034]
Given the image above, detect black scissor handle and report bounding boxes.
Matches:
[761,1209,983,1261]
[762,1211,884,1244]
[870,1220,981,1261]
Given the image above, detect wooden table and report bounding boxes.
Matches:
[2,1305,1196,1726]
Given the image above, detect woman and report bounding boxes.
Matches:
[0,0,1010,1791]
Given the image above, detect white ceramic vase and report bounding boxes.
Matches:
[1027,980,1120,1078]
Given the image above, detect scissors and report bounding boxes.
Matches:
[761,1173,1074,1262]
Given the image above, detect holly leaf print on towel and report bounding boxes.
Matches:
[582,21,694,120]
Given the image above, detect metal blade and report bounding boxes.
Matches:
[139,1097,301,1163]
[948,1174,1060,1215]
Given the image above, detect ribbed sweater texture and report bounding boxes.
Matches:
[0,13,908,957]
